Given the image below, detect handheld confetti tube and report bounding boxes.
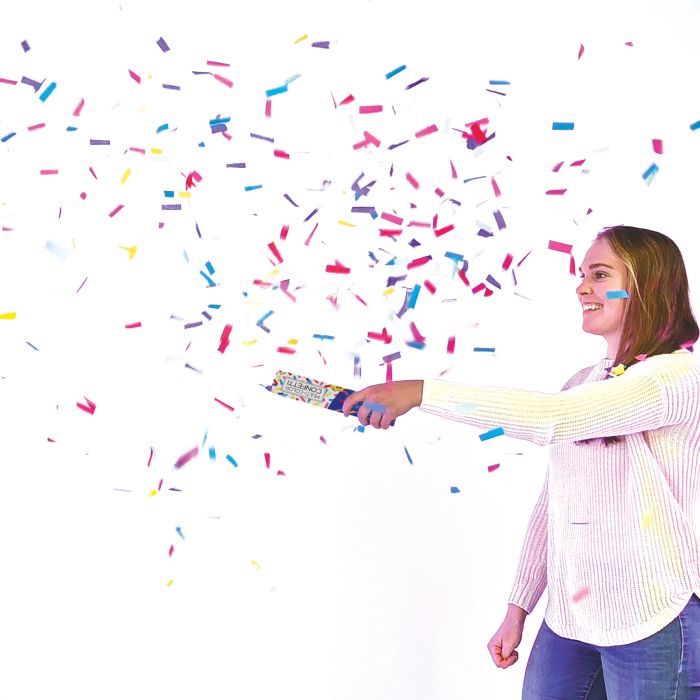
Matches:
[266,370,396,425]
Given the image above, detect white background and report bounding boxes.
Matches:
[1,0,700,697]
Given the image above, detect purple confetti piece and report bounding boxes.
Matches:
[162,84,181,90]
[21,40,30,52]
[250,132,274,142]
[226,162,246,168]
[312,41,330,48]
[405,77,429,90]
[157,37,170,52]
[283,194,299,206]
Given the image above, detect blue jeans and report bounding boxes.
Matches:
[522,594,700,699]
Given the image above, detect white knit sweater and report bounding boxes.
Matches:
[419,349,700,645]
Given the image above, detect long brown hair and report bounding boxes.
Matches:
[576,225,699,446]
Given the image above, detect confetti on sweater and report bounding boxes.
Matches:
[479,427,504,441]
[572,586,590,603]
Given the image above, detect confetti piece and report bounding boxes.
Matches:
[214,397,234,411]
[168,545,174,557]
[38,81,57,102]
[218,324,232,353]
[405,172,419,189]
[0,312,17,320]
[450,486,460,493]
[578,44,585,59]
[552,122,575,130]
[157,37,170,52]
[21,39,30,52]
[166,579,174,587]
[405,77,428,90]
[40,169,59,175]
[226,454,238,467]
[404,447,413,464]
[120,169,131,184]
[1,132,16,142]
[266,84,288,97]
[264,452,271,469]
[572,586,590,603]
[415,124,438,138]
[642,163,659,184]
[386,65,406,79]
[128,69,141,83]
[652,138,663,154]
[76,397,96,415]
[174,446,199,468]
[294,34,308,43]
[125,322,141,329]
[642,511,654,528]
[691,120,700,131]
[479,427,504,441]
[545,189,567,195]
[326,263,351,274]
[605,290,629,299]
[108,204,124,217]
[548,240,573,254]
[487,463,500,472]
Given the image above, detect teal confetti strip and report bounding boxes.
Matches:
[199,271,216,286]
[479,427,505,441]
[209,117,230,126]
[690,120,700,131]
[39,81,56,101]
[450,486,460,493]
[266,84,288,97]
[357,426,366,433]
[205,261,215,274]
[606,289,629,299]
[406,341,426,349]
[245,184,262,191]
[66,126,77,132]
[226,454,238,467]
[286,74,301,84]
[164,190,175,197]
[386,65,406,79]
[156,123,169,133]
[489,80,510,85]
[408,284,421,309]
[404,447,413,465]
[209,446,216,460]
[552,122,575,130]
[312,334,335,340]
[208,303,221,309]
[474,347,496,353]
[176,527,185,540]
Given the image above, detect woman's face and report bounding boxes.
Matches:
[576,238,628,358]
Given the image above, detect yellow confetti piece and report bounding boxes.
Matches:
[166,579,174,587]
[337,220,356,227]
[120,168,132,184]
[243,339,257,346]
[178,191,191,199]
[609,363,626,377]
[287,338,298,345]
[150,147,163,155]
[117,245,138,259]
[0,312,17,320]
[148,489,158,497]
[642,511,654,528]
[382,288,395,297]
[251,560,261,571]
[268,268,280,277]
[294,34,308,44]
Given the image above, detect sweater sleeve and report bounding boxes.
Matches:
[507,469,549,613]
[418,360,677,446]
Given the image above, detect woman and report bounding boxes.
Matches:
[342,226,700,698]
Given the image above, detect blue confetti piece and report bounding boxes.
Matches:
[66,126,77,132]
[156,123,169,133]
[357,425,366,433]
[312,334,335,340]
[489,80,510,85]
[642,163,659,183]
[450,486,460,493]
[226,454,238,467]
[552,122,575,130]
[473,347,496,353]
[209,117,230,125]
[266,84,288,97]
[38,81,57,102]
[404,447,413,465]
[205,261,215,275]
[386,65,406,79]
[164,190,175,197]
[690,120,700,131]
[1,132,17,142]
[26,341,40,351]
[408,284,421,309]
[245,184,262,191]
[479,427,505,441]
[606,289,629,299]
[463,176,487,184]
[208,446,216,460]
[176,526,185,540]
[406,341,426,349]
[199,271,216,286]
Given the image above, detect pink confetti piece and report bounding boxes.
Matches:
[73,98,84,116]
[434,224,454,237]
[280,224,289,240]
[450,160,458,179]
[265,98,272,117]
[128,69,141,83]
[108,204,124,217]
[368,328,392,343]
[125,322,142,328]
[652,138,663,154]
[320,436,327,444]
[169,545,174,557]
[304,222,318,246]
[409,322,425,343]
[502,253,513,270]
[28,122,45,131]
[487,463,500,472]
[578,44,585,59]
[407,255,432,269]
[277,346,296,354]
[214,398,235,411]
[207,60,230,67]
[148,447,154,467]
[359,105,383,114]
[491,176,501,196]
[352,292,368,306]
[326,262,351,274]
[264,452,271,469]
[382,212,403,225]
[213,74,233,88]
[406,172,419,189]
[174,446,199,468]
[552,161,564,172]
[415,124,438,138]
[424,280,436,294]
[339,94,355,105]
[268,241,283,264]
[40,169,59,175]
[76,397,96,415]
[572,586,590,603]
[570,159,586,167]
[218,323,232,353]
[447,336,456,354]
[379,228,402,237]
[0,77,18,85]
[548,240,572,254]
[434,187,445,197]
[545,189,568,195]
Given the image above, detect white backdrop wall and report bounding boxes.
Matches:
[2,1,700,698]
